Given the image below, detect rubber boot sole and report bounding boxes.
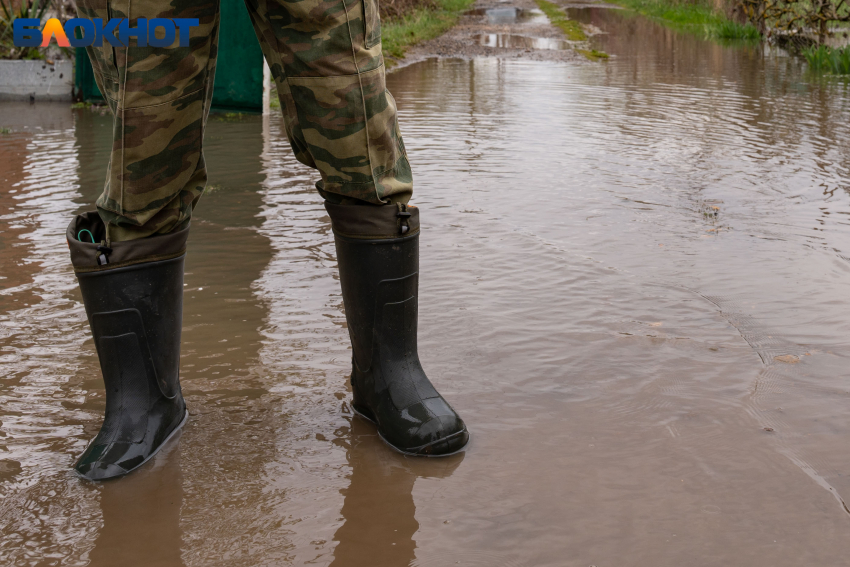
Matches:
[75,409,189,482]
[352,404,469,458]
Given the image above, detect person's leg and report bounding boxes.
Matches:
[76,0,219,241]
[68,0,219,480]
[244,0,469,455]
[242,0,411,205]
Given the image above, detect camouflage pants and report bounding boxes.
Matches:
[76,0,413,241]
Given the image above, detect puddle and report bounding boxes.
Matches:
[4,6,850,566]
[464,7,548,24]
[474,33,571,50]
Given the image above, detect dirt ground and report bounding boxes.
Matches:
[396,0,594,65]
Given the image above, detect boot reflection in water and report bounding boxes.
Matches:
[331,417,465,566]
[88,437,185,567]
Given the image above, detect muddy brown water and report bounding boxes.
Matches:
[2,6,850,566]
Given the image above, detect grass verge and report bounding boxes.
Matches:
[535,0,587,40]
[706,19,761,40]
[578,48,611,59]
[803,45,850,74]
[382,0,476,61]
[535,0,611,59]
[611,0,761,41]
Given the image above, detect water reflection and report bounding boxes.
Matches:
[0,114,99,565]
[331,417,464,567]
[464,7,547,24]
[89,438,186,567]
[475,33,571,50]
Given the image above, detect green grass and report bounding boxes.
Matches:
[382,0,476,61]
[0,126,11,134]
[803,45,850,74]
[535,0,611,60]
[578,48,611,59]
[612,0,762,41]
[613,0,722,26]
[535,0,587,41]
[705,20,762,40]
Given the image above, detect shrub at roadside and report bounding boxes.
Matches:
[0,0,74,60]
[739,0,850,47]
[1,0,51,59]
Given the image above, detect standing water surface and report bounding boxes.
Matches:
[1,6,850,566]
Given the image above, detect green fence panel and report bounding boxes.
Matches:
[74,45,102,102]
[213,0,264,111]
[75,0,263,112]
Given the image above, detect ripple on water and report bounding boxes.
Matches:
[0,127,100,565]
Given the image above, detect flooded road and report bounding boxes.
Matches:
[2,5,850,565]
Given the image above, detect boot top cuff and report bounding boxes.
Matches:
[324,202,420,239]
[67,212,189,273]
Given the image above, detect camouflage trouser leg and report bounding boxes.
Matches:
[76,0,220,241]
[244,0,412,207]
[76,0,412,242]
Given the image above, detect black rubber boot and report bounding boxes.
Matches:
[67,212,189,481]
[326,202,469,456]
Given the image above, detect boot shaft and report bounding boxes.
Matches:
[67,212,189,479]
[325,202,469,456]
[68,212,188,400]
[325,202,420,372]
